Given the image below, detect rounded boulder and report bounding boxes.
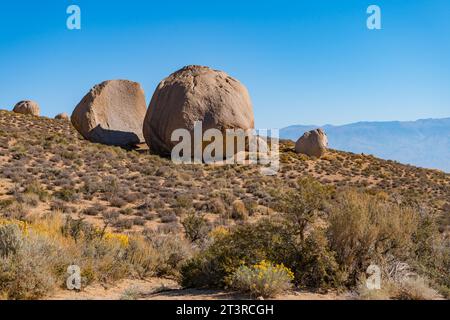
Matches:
[71,80,147,147]
[13,100,40,116]
[143,65,254,155]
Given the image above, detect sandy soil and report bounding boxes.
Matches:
[48,277,352,300]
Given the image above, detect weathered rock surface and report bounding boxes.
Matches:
[143,65,254,155]
[13,100,40,116]
[295,128,328,157]
[55,113,70,120]
[71,80,147,146]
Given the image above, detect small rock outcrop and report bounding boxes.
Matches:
[143,65,254,155]
[55,113,70,120]
[71,80,147,147]
[13,100,40,116]
[295,128,328,157]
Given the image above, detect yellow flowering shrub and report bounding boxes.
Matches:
[0,215,130,248]
[208,226,229,240]
[227,260,294,298]
[0,218,28,233]
[104,232,129,247]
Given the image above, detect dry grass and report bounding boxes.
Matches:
[0,213,191,299]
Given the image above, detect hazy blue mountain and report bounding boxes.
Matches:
[280,118,450,172]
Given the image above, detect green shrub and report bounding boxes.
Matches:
[175,195,193,209]
[295,228,344,289]
[182,212,210,243]
[327,190,419,285]
[0,224,23,257]
[0,229,68,299]
[276,177,332,241]
[54,188,79,202]
[411,217,450,296]
[181,186,437,293]
[181,218,342,289]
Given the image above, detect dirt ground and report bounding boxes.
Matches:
[49,277,352,300]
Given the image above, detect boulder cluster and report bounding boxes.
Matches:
[70,65,255,151]
[10,64,328,158]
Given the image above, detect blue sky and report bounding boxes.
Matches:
[0,0,449,128]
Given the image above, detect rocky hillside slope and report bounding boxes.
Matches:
[1,110,449,234]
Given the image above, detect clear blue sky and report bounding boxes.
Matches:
[0,0,449,128]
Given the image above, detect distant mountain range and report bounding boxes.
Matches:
[280,118,450,173]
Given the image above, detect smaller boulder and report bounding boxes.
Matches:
[55,112,70,120]
[295,128,328,158]
[13,100,40,116]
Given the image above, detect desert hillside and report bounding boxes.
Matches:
[0,110,449,300]
[1,110,448,233]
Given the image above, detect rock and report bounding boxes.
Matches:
[143,65,254,156]
[295,128,328,157]
[13,100,40,116]
[71,80,147,147]
[55,112,70,120]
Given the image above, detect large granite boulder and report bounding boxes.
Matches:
[143,65,254,156]
[71,80,147,147]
